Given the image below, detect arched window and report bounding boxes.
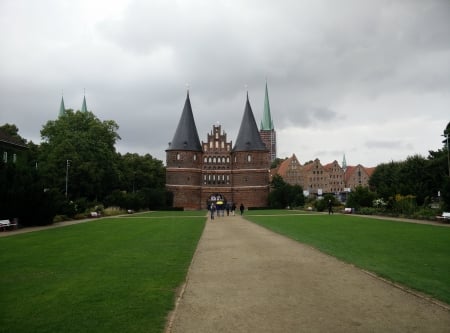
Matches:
[247,154,252,162]
[176,153,180,160]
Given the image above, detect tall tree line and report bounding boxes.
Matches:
[0,110,169,225]
[369,122,450,211]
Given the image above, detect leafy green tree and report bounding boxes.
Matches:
[268,174,304,208]
[0,123,27,144]
[117,153,165,192]
[314,194,338,212]
[346,186,376,210]
[39,110,120,201]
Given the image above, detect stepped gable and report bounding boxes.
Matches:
[167,91,202,152]
[233,93,268,152]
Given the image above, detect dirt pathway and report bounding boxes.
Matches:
[166,214,450,333]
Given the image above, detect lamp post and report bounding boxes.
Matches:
[443,133,450,177]
[65,160,71,198]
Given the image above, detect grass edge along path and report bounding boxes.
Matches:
[245,211,450,306]
[0,212,206,333]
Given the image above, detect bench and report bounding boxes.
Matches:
[436,212,450,222]
[436,212,450,220]
[343,208,353,214]
[0,219,18,231]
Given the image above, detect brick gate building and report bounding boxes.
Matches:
[166,91,270,210]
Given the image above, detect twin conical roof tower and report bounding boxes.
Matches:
[233,93,267,151]
[167,89,268,153]
[167,90,202,151]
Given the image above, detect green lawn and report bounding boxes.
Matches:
[0,214,206,333]
[245,212,450,305]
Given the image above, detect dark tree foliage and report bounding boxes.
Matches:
[268,174,305,208]
[370,131,450,209]
[0,161,61,226]
[315,194,338,212]
[346,186,376,210]
[39,110,120,201]
[0,123,27,144]
[117,153,165,192]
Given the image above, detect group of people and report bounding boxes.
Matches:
[209,202,245,219]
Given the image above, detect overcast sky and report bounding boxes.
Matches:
[1,0,449,167]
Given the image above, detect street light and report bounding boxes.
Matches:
[443,133,450,177]
[65,160,71,198]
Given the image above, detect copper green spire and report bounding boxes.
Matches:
[260,80,274,130]
[81,91,88,112]
[342,154,347,172]
[58,95,66,117]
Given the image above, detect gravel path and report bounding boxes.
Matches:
[166,214,450,333]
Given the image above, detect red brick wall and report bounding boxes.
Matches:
[166,130,271,209]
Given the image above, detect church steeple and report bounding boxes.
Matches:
[342,154,347,172]
[233,93,267,152]
[259,80,277,162]
[167,90,202,151]
[81,94,88,113]
[59,95,66,117]
[260,80,274,130]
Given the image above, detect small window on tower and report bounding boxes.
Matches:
[176,153,180,160]
[247,154,252,162]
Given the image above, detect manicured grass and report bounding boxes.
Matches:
[0,214,206,333]
[245,212,450,305]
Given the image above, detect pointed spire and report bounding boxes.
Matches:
[233,93,268,152]
[81,90,88,112]
[167,90,202,151]
[58,95,66,117]
[342,154,347,172]
[260,80,274,130]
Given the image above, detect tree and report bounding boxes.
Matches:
[117,153,165,192]
[268,174,304,208]
[346,186,376,210]
[39,110,120,201]
[0,124,60,225]
[0,123,27,144]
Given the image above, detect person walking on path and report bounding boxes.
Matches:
[210,203,216,220]
[239,203,245,215]
[328,199,333,215]
[231,203,236,216]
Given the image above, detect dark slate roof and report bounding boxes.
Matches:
[0,129,28,149]
[233,94,268,152]
[166,92,202,151]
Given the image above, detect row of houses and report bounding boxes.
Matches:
[271,154,375,196]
